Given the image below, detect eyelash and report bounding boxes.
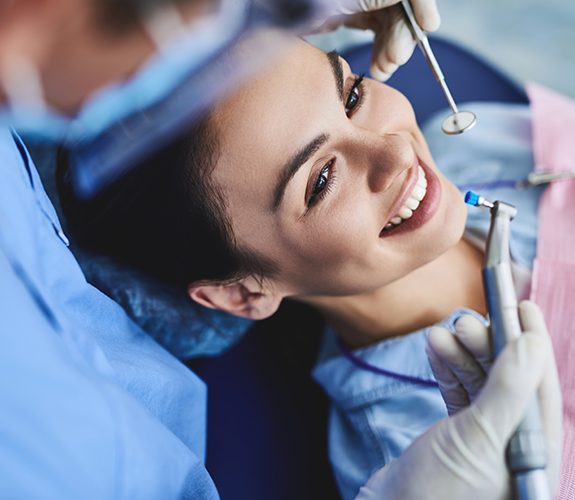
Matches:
[345,74,366,117]
[307,159,337,208]
[306,75,366,209]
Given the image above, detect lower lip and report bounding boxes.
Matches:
[379,160,442,238]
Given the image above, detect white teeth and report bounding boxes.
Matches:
[383,165,428,231]
[398,206,413,219]
[406,197,420,210]
[412,185,426,201]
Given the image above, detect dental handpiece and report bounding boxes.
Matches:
[465,192,549,500]
[400,0,476,135]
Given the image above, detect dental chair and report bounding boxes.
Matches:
[24,37,527,500]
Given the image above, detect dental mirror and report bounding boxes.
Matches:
[441,110,477,135]
[401,0,477,136]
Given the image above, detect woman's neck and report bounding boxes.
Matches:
[302,238,486,348]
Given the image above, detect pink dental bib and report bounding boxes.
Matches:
[528,82,575,498]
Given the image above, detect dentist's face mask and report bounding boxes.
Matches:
[1,0,323,198]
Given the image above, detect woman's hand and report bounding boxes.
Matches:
[356,301,562,499]
[327,0,440,81]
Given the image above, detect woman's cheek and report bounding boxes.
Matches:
[302,214,366,265]
[439,179,468,247]
[365,81,418,131]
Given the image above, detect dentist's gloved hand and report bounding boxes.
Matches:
[356,301,562,500]
[329,0,440,81]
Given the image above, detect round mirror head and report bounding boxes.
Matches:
[441,110,477,135]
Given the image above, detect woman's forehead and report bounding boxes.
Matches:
[213,41,336,179]
[216,40,326,126]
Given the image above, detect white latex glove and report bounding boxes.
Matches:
[329,0,441,81]
[427,313,493,416]
[356,301,562,500]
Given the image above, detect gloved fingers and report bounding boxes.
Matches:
[357,0,398,11]
[368,0,440,80]
[473,328,554,445]
[410,0,441,31]
[518,301,563,491]
[333,0,441,80]
[338,0,440,29]
[426,334,469,415]
[453,315,493,373]
[538,353,563,495]
[427,325,487,403]
[355,463,393,500]
[518,299,548,333]
[369,5,415,80]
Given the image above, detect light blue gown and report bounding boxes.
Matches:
[0,129,219,499]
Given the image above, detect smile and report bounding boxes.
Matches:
[383,165,427,230]
[379,159,441,238]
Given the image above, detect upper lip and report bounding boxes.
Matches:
[382,155,420,226]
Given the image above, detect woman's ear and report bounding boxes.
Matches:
[187,276,283,320]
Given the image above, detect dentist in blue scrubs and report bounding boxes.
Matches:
[0,0,562,498]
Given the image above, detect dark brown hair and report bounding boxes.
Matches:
[57,116,275,288]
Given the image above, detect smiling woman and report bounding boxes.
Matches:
[58,36,497,498]
[192,39,482,334]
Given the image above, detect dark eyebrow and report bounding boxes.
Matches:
[326,50,344,103]
[272,133,329,211]
[270,51,343,211]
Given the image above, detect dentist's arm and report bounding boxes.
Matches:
[329,0,440,81]
[356,301,562,500]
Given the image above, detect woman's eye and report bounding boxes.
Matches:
[308,159,335,208]
[312,165,329,197]
[345,86,360,114]
[345,75,364,116]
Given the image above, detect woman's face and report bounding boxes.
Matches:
[212,39,467,298]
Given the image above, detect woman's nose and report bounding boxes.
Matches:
[362,133,416,194]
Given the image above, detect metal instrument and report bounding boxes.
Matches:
[517,169,575,188]
[401,0,476,135]
[465,191,549,500]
